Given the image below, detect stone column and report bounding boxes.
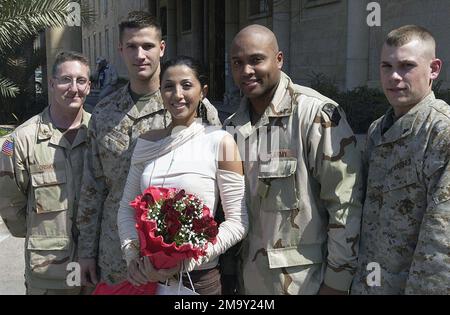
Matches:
[345,0,369,90]
[165,0,177,59]
[224,0,239,93]
[45,26,82,101]
[191,0,203,60]
[272,0,291,74]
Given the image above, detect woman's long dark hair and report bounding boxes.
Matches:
[160,56,209,123]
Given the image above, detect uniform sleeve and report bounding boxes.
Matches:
[405,127,450,294]
[362,123,377,180]
[117,153,146,265]
[0,135,28,237]
[117,157,144,252]
[360,122,377,202]
[307,102,363,291]
[76,118,107,258]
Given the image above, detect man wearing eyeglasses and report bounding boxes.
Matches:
[0,51,91,295]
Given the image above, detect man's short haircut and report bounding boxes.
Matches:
[52,51,90,77]
[385,25,436,51]
[119,11,162,43]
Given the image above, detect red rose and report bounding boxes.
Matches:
[165,208,182,240]
[192,218,204,233]
[161,199,175,215]
[174,189,185,202]
[167,220,182,239]
[184,205,196,218]
[192,216,208,230]
[165,207,181,224]
[204,220,218,239]
[141,193,155,205]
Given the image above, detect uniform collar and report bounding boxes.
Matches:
[375,92,435,145]
[121,83,164,120]
[37,107,53,141]
[227,101,253,140]
[267,72,293,117]
[38,106,90,149]
[227,71,293,140]
[72,110,90,148]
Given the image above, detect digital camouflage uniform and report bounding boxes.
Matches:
[0,107,91,292]
[77,84,220,284]
[351,92,450,295]
[224,72,363,294]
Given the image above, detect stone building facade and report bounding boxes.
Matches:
[77,0,450,102]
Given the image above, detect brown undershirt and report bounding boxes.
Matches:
[57,127,79,144]
[250,108,262,126]
[129,86,154,113]
[381,111,399,135]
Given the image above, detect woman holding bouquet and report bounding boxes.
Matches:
[117,56,248,295]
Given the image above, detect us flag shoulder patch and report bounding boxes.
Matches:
[1,139,14,157]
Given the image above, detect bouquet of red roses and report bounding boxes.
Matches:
[93,186,219,295]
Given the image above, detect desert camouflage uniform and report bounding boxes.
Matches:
[0,107,90,292]
[224,72,363,294]
[77,84,220,284]
[351,92,450,295]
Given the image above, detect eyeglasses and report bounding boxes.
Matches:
[53,76,89,89]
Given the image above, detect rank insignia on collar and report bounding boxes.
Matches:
[1,139,14,157]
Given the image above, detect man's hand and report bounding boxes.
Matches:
[318,284,348,295]
[79,258,99,287]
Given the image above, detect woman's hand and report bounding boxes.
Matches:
[127,257,151,286]
[127,257,181,286]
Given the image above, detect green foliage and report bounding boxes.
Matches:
[432,79,450,104]
[308,72,389,133]
[0,42,47,124]
[0,0,71,53]
[0,76,20,98]
[0,0,94,100]
[0,0,73,99]
[307,71,340,99]
[0,126,14,137]
[336,87,390,134]
[307,72,450,134]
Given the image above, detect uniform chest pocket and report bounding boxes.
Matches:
[31,170,68,214]
[101,131,129,154]
[382,166,418,192]
[258,158,299,211]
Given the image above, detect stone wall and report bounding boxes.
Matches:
[289,0,347,89]
[80,0,450,93]
[81,0,149,78]
[232,0,348,90]
[368,0,450,89]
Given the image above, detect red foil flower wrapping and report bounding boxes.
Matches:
[93,186,218,295]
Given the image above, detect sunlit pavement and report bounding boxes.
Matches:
[0,217,25,295]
